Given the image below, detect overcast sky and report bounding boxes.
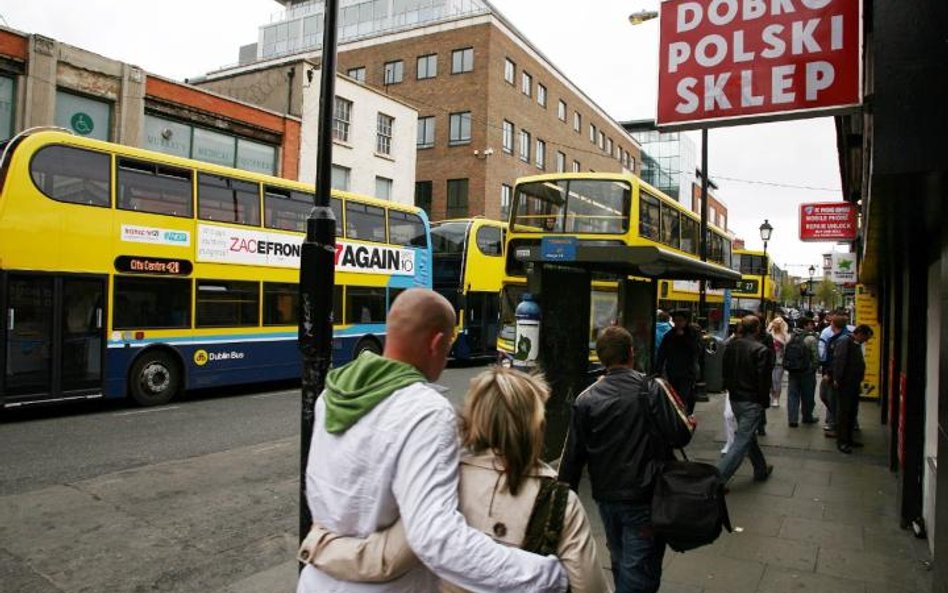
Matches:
[1,0,844,277]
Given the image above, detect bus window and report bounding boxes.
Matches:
[264,187,310,232]
[263,282,298,325]
[196,280,260,327]
[30,144,110,207]
[117,158,193,217]
[680,216,698,254]
[198,174,261,226]
[513,181,565,231]
[475,225,502,256]
[333,285,343,325]
[660,204,680,249]
[346,287,386,323]
[346,202,386,242]
[388,210,427,247]
[113,277,191,329]
[639,192,660,240]
[565,179,628,234]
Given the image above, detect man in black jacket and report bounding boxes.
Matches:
[655,309,702,414]
[717,316,774,483]
[559,326,693,593]
[833,324,873,453]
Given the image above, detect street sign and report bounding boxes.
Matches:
[657,0,862,129]
[800,202,858,241]
[830,252,857,283]
[540,236,577,261]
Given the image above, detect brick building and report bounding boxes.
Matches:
[211,0,642,220]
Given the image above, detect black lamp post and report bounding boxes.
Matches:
[807,264,815,312]
[759,219,773,313]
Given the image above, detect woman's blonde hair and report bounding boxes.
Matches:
[460,367,550,496]
[768,316,789,335]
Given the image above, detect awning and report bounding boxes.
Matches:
[513,241,743,281]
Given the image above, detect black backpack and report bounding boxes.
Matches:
[822,328,850,371]
[651,453,733,552]
[782,332,809,372]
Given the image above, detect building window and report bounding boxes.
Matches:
[572,160,581,172]
[417,54,437,79]
[502,120,514,153]
[589,123,596,143]
[333,97,352,142]
[607,138,614,155]
[331,165,350,190]
[347,67,366,82]
[519,130,531,162]
[557,100,567,122]
[55,89,112,141]
[537,83,547,108]
[574,111,581,133]
[449,111,471,145]
[504,58,515,84]
[451,47,474,73]
[556,151,566,173]
[446,178,469,218]
[384,60,404,84]
[501,184,512,220]
[521,72,532,96]
[375,176,393,200]
[0,75,14,141]
[599,131,606,150]
[630,156,636,172]
[145,115,275,175]
[417,116,435,148]
[415,180,432,215]
[535,139,545,170]
[376,112,394,155]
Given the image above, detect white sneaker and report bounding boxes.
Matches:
[771,399,780,408]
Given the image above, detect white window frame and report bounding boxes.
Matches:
[376,112,394,155]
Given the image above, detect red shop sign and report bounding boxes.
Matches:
[799,201,857,241]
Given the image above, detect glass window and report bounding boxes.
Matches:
[416,54,437,79]
[589,123,596,143]
[192,127,236,168]
[384,60,404,84]
[331,165,350,191]
[389,210,427,247]
[265,186,341,233]
[333,97,352,142]
[502,120,514,153]
[113,277,191,329]
[449,111,471,144]
[599,131,606,150]
[500,184,512,220]
[535,139,545,170]
[446,178,469,219]
[375,176,392,200]
[504,58,515,84]
[55,90,111,141]
[660,203,680,249]
[30,144,110,207]
[143,115,191,158]
[417,116,435,148]
[680,216,699,254]
[557,100,566,122]
[376,112,394,155]
[415,180,432,216]
[476,225,502,256]
[196,280,259,327]
[519,130,530,162]
[572,160,581,172]
[521,71,532,96]
[198,174,260,226]
[347,287,386,324]
[537,83,547,107]
[346,202,386,242]
[0,75,14,141]
[513,178,629,235]
[117,158,193,217]
[556,151,566,173]
[347,66,366,82]
[639,193,661,240]
[451,47,473,73]
[573,111,581,132]
[263,282,298,326]
[236,138,276,175]
[607,137,614,156]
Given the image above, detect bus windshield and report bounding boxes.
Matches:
[431,221,470,291]
[513,178,630,234]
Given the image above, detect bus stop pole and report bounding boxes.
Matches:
[299,0,339,552]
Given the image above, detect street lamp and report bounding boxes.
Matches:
[807,264,815,312]
[628,10,658,25]
[759,219,773,314]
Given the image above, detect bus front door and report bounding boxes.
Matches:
[2,273,106,406]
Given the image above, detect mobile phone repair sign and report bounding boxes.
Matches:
[657,0,862,129]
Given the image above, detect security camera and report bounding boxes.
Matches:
[484,147,494,156]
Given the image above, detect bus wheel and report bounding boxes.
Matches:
[129,351,181,407]
[354,337,382,358]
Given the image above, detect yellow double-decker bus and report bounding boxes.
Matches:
[497,172,733,366]
[430,217,506,360]
[0,130,431,408]
[730,248,776,323]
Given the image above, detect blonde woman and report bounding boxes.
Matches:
[298,367,611,593]
[767,317,790,407]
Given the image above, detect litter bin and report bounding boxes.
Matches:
[701,334,726,393]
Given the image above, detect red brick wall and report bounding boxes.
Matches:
[0,29,28,61]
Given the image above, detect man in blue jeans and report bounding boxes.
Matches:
[718,316,774,483]
[560,326,694,592]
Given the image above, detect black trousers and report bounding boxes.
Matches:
[836,383,860,446]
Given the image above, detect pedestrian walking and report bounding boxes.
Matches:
[559,326,693,593]
[298,367,609,593]
[655,309,673,350]
[717,316,774,484]
[833,325,873,454]
[767,317,790,408]
[655,309,702,415]
[819,309,853,436]
[297,289,567,593]
[783,316,821,427]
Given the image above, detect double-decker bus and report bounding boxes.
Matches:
[0,130,430,408]
[658,279,727,333]
[431,218,505,360]
[497,172,734,367]
[729,247,777,323]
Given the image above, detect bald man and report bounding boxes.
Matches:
[298,289,567,593]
